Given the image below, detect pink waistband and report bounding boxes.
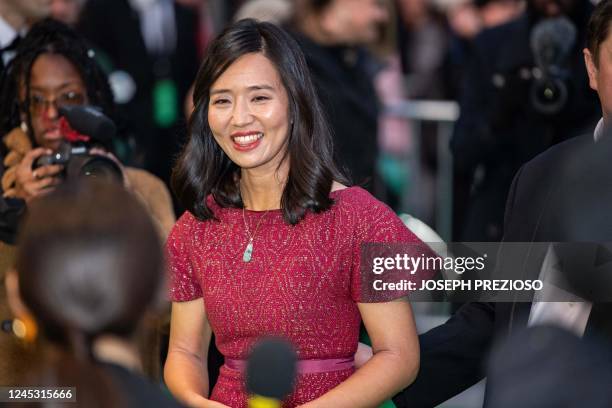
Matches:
[224,357,355,374]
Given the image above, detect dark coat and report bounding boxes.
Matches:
[394,132,612,407]
[290,31,380,190]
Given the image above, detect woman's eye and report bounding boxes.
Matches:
[212,98,230,105]
[59,91,85,105]
[30,94,45,105]
[252,95,270,102]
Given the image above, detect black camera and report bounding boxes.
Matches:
[33,106,123,182]
[491,17,576,116]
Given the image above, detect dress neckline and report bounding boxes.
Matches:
[242,185,356,214]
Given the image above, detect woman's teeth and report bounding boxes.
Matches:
[233,133,263,145]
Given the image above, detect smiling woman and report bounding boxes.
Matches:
[165,19,427,408]
[207,53,290,174]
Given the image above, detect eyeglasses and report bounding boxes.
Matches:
[27,91,86,116]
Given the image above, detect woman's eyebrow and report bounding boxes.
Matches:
[30,81,82,92]
[210,84,275,95]
[246,84,275,91]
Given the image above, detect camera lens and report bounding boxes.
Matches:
[530,77,568,115]
[78,156,123,182]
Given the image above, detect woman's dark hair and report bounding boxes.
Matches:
[0,18,116,147]
[587,0,612,66]
[15,181,164,407]
[172,19,347,225]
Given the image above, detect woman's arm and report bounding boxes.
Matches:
[301,298,419,408]
[164,299,229,408]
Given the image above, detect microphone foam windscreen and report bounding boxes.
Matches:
[530,16,576,68]
[246,338,297,400]
[59,105,117,145]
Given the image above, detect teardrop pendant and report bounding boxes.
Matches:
[243,240,254,262]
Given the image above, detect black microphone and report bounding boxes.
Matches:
[58,105,117,146]
[246,338,297,408]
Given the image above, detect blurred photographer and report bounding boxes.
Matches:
[0,19,175,246]
[452,0,600,241]
[0,19,175,384]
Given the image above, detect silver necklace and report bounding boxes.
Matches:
[242,207,270,262]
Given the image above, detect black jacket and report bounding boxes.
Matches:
[394,132,612,407]
[290,31,380,190]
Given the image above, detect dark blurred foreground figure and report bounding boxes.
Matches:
[487,326,612,408]
[4,181,182,408]
[389,1,612,406]
[452,0,599,241]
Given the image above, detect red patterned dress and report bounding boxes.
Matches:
[167,187,426,407]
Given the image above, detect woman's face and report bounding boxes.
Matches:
[22,53,89,150]
[207,52,290,174]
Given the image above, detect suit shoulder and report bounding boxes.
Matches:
[521,134,593,175]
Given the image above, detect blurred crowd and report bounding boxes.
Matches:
[0,0,544,235]
[0,0,608,407]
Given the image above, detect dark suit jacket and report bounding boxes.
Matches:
[394,132,612,407]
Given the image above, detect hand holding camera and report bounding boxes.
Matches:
[13,147,64,202]
[14,106,124,202]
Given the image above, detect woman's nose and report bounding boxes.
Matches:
[44,101,59,120]
[231,99,253,126]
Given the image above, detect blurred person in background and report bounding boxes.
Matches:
[234,0,293,24]
[397,0,450,100]
[446,0,524,97]
[0,19,175,246]
[77,0,200,187]
[290,0,389,195]
[451,0,599,242]
[446,0,523,238]
[0,19,175,384]
[366,0,415,211]
[0,0,51,75]
[4,181,182,407]
[394,0,450,224]
[50,0,87,26]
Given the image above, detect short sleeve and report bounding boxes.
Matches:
[349,193,437,302]
[166,212,203,302]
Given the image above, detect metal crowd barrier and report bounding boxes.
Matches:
[385,100,460,242]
